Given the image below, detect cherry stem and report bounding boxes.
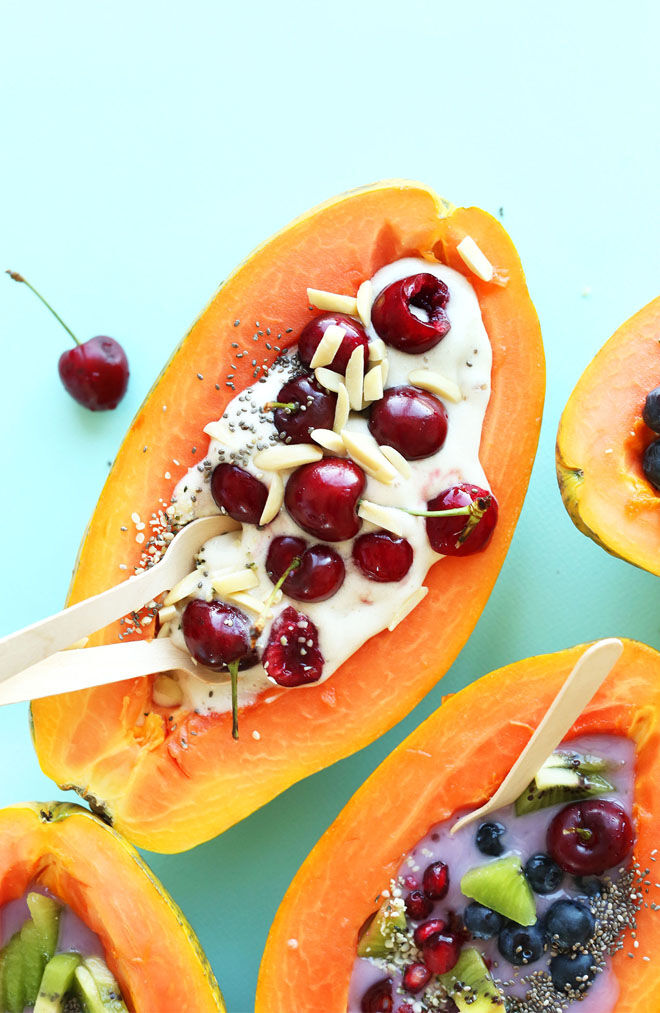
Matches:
[564,826,593,843]
[6,270,80,346]
[384,495,491,546]
[256,557,302,632]
[263,400,297,413]
[399,505,472,518]
[229,659,240,740]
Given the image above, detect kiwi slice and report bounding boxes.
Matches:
[438,947,505,1012]
[34,952,81,1013]
[75,957,129,1012]
[515,750,614,816]
[27,892,62,958]
[1,933,26,1013]
[461,855,536,926]
[357,899,406,958]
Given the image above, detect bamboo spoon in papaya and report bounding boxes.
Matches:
[450,638,624,835]
[0,514,239,682]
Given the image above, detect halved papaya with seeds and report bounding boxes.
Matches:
[557,296,660,574]
[0,801,224,1012]
[31,180,544,853]
[256,639,660,1013]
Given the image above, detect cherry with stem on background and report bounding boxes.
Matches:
[6,270,129,411]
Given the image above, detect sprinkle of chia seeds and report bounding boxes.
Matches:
[215,383,220,390]
[233,322,240,328]
[197,373,203,380]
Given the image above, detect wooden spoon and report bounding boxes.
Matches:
[0,637,228,706]
[450,638,624,835]
[0,514,239,682]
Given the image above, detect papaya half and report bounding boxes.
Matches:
[0,801,224,1012]
[31,180,544,853]
[557,296,660,574]
[256,638,660,1013]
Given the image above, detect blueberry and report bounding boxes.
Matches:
[544,899,595,949]
[498,921,545,965]
[475,821,506,857]
[643,438,660,490]
[524,853,563,895]
[463,901,505,939]
[643,387,660,433]
[573,876,605,898]
[550,952,596,994]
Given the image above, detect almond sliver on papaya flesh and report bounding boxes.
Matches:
[31,181,544,853]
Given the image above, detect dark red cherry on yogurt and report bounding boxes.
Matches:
[352,531,413,582]
[368,386,448,460]
[371,273,450,354]
[425,484,498,556]
[181,599,256,671]
[298,312,369,374]
[547,799,634,876]
[271,373,336,444]
[266,535,345,602]
[262,606,324,687]
[210,463,269,525]
[360,977,393,1013]
[285,458,365,542]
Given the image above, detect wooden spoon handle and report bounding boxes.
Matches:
[451,638,623,835]
[0,638,195,706]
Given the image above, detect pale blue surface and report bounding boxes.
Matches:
[0,2,659,1010]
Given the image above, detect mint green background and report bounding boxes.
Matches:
[0,2,659,1010]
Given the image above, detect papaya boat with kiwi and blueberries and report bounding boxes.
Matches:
[31,180,545,854]
[0,801,224,1013]
[257,638,660,1013]
[557,295,660,575]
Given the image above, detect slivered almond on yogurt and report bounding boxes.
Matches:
[311,428,346,454]
[309,324,346,368]
[333,383,350,433]
[356,280,373,328]
[408,368,462,403]
[253,444,322,471]
[345,345,365,411]
[306,287,358,316]
[388,586,429,631]
[340,430,398,484]
[211,569,260,596]
[363,364,384,403]
[456,235,495,282]
[315,367,345,393]
[259,473,284,525]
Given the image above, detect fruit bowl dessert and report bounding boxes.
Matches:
[31,180,544,853]
[256,639,660,1013]
[557,295,660,574]
[0,802,224,1012]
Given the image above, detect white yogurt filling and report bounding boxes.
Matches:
[162,258,492,715]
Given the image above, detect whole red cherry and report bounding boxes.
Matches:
[547,800,635,876]
[371,273,450,354]
[285,458,365,542]
[425,484,498,556]
[7,270,129,411]
[298,312,369,373]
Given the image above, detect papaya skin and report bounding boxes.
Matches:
[256,639,660,1013]
[31,180,544,853]
[0,802,225,1012]
[557,296,660,574]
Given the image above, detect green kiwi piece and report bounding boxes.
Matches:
[75,957,129,1012]
[2,933,27,1013]
[27,893,61,958]
[515,750,614,816]
[439,947,505,1011]
[34,952,81,1013]
[461,855,536,926]
[357,898,407,958]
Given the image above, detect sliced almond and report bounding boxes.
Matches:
[307,287,358,316]
[363,364,384,403]
[311,428,346,455]
[341,430,398,484]
[152,673,183,708]
[211,568,260,596]
[408,368,462,403]
[65,636,90,651]
[229,591,273,620]
[368,337,386,364]
[164,569,204,606]
[345,346,365,411]
[356,280,373,328]
[253,444,322,471]
[157,604,178,625]
[358,499,406,537]
[203,420,229,443]
[309,324,346,369]
[259,472,284,525]
[333,383,350,433]
[379,444,412,479]
[456,236,494,282]
[388,587,429,632]
[315,367,344,393]
[380,358,390,386]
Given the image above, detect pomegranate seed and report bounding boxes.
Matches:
[414,918,447,948]
[423,861,449,899]
[402,962,431,993]
[405,890,433,921]
[360,977,393,1012]
[421,930,461,974]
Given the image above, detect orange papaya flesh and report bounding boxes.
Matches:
[31,180,545,853]
[256,638,660,1013]
[557,296,660,574]
[0,802,225,1012]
